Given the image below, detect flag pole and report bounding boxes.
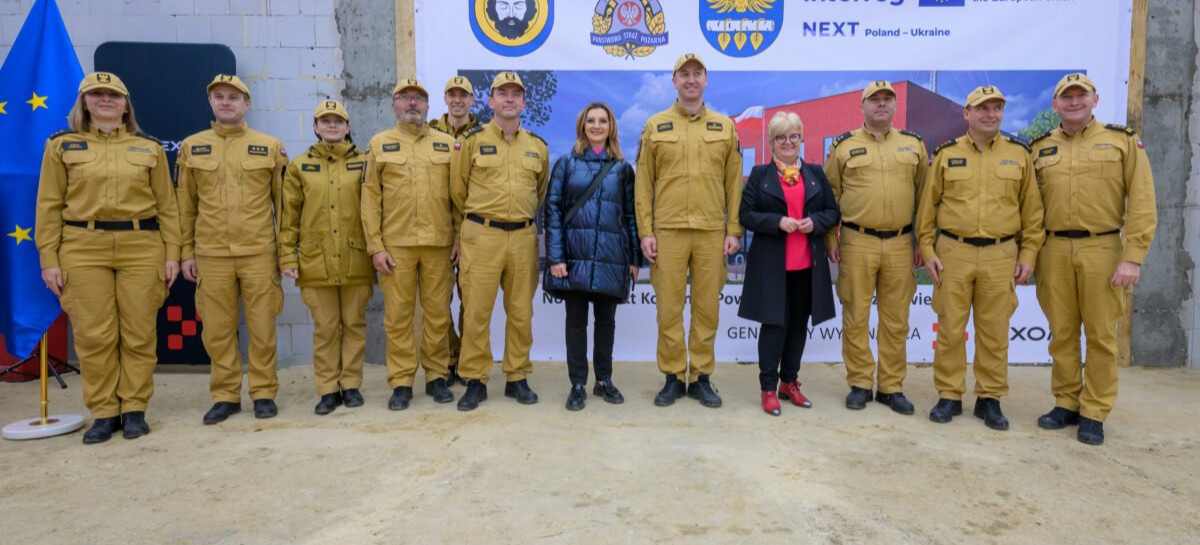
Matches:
[2,334,84,440]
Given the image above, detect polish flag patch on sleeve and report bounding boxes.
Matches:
[454,141,462,150]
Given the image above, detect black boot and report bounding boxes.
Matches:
[1037,407,1080,429]
[686,375,722,408]
[253,399,278,419]
[845,386,873,410]
[973,398,1009,431]
[928,398,963,423]
[592,378,625,404]
[654,375,686,407]
[121,412,150,439]
[342,389,364,408]
[388,386,413,411]
[566,383,586,411]
[457,380,488,411]
[314,392,343,415]
[82,417,120,444]
[1077,417,1105,446]
[875,392,915,415]
[202,402,241,425]
[505,379,539,405]
[425,378,454,403]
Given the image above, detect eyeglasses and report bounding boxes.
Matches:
[773,133,802,144]
[394,94,428,103]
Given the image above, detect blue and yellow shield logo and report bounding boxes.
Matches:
[698,0,783,58]
[469,0,555,57]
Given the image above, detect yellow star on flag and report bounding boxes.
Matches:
[8,224,33,245]
[27,92,48,111]
[0,101,8,114]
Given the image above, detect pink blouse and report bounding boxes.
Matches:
[779,168,812,271]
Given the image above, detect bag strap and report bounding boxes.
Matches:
[562,160,616,226]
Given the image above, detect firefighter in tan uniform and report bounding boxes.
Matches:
[916,86,1044,431]
[635,54,743,408]
[363,79,457,410]
[429,76,482,384]
[279,101,374,416]
[178,75,288,424]
[36,72,181,444]
[450,71,550,411]
[825,81,927,415]
[1030,73,1157,446]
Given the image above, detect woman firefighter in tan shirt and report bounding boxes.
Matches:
[35,72,182,444]
[279,101,375,415]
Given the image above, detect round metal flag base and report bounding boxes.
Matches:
[2,414,86,440]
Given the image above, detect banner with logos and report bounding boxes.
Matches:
[419,0,1133,363]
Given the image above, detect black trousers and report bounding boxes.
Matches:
[758,268,812,391]
[562,291,620,386]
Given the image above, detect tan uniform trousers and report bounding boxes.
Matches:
[837,228,917,394]
[195,253,282,403]
[650,228,726,381]
[1035,235,1126,422]
[300,284,373,395]
[382,245,453,387]
[457,220,537,383]
[59,227,167,418]
[931,236,1018,400]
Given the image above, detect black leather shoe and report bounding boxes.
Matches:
[504,379,539,405]
[845,386,873,410]
[928,398,963,423]
[592,378,625,404]
[203,402,241,425]
[314,392,343,415]
[457,380,488,411]
[566,384,586,411]
[425,378,454,403]
[1077,417,1104,445]
[973,398,1009,431]
[1037,407,1080,429]
[342,389,364,408]
[654,375,686,407]
[82,417,120,444]
[686,375,722,408]
[121,412,150,439]
[448,364,466,387]
[253,399,278,419]
[875,392,915,415]
[388,386,413,411]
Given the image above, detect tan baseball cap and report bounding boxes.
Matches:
[965,86,1006,108]
[445,76,474,94]
[862,80,896,102]
[78,72,128,96]
[392,78,428,97]
[490,72,525,92]
[673,53,707,73]
[1054,73,1096,97]
[313,100,349,121]
[207,74,251,98]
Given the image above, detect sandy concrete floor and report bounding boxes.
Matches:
[1,362,1197,545]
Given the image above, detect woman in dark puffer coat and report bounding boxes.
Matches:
[544,102,641,411]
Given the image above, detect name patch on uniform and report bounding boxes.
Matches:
[190,145,212,155]
[999,159,1021,167]
[656,122,673,132]
[706,122,723,132]
[345,161,365,171]
[247,145,268,156]
[524,151,540,159]
[432,142,450,152]
[127,146,152,154]
[61,141,88,151]
[1038,146,1058,157]
[897,146,916,154]
[381,143,401,152]
[849,148,867,157]
[480,145,498,155]
[1092,143,1114,149]
[947,158,967,168]
[301,163,321,172]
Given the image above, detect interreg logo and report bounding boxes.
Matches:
[468,0,555,57]
[699,0,784,58]
[918,0,965,6]
[591,0,668,59]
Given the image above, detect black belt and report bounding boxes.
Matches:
[843,221,912,239]
[1049,229,1120,239]
[466,213,533,231]
[940,230,1014,247]
[64,217,159,231]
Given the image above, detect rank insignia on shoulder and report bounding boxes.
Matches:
[345,161,365,171]
[899,129,923,141]
[381,143,401,152]
[1005,136,1031,152]
[433,142,450,152]
[934,138,958,156]
[191,145,212,155]
[1038,146,1058,157]
[62,141,88,151]
[1030,131,1053,145]
[248,145,268,156]
[480,145,497,155]
[706,122,723,132]
[1105,123,1137,136]
[947,158,967,168]
[849,148,867,157]
[301,163,320,172]
[656,122,673,132]
[831,131,853,149]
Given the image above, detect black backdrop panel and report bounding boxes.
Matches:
[96,42,236,365]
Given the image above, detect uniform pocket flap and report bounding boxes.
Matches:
[347,237,368,250]
[1034,154,1062,170]
[701,132,728,143]
[944,166,973,181]
[377,153,408,165]
[242,158,276,170]
[995,165,1023,180]
[521,157,543,173]
[187,157,220,171]
[894,152,919,165]
[1089,149,1121,162]
[650,132,679,143]
[846,154,874,169]
[474,154,503,168]
[126,152,158,168]
[429,153,451,165]
[61,150,96,164]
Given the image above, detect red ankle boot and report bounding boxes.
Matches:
[779,381,813,408]
[761,391,781,416]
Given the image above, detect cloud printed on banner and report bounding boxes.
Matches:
[617,72,676,138]
[817,78,875,99]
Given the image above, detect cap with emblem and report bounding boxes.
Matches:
[445,76,474,94]
[861,80,896,102]
[673,53,707,73]
[392,78,428,98]
[207,74,251,98]
[490,72,525,92]
[965,86,1006,108]
[313,100,349,121]
[1053,72,1096,97]
[78,72,129,96]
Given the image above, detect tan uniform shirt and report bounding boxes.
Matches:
[916,133,1045,265]
[1031,119,1157,264]
[279,141,373,286]
[635,101,743,238]
[824,126,927,247]
[36,126,182,267]
[362,123,457,252]
[449,120,550,237]
[177,122,287,259]
[428,114,480,140]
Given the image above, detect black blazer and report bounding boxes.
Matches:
[737,162,839,326]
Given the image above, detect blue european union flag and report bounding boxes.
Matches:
[0,0,82,358]
[919,0,966,6]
